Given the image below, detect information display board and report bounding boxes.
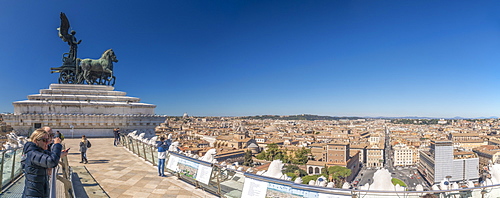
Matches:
[241,178,268,198]
[166,154,213,185]
[166,154,179,171]
[196,164,213,185]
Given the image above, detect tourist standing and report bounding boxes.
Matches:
[79,135,91,164]
[113,128,120,146]
[156,135,171,177]
[22,129,68,197]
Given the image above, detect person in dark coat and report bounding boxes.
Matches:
[22,129,68,198]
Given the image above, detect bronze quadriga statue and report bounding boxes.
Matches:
[51,12,117,86]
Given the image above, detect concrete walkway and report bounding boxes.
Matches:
[63,138,216,198]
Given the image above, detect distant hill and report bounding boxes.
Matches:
[240,114,366,121]
[239,114,499,121]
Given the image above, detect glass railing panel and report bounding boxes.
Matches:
[136,140,142,157]
[1,149,14,188]
[219,168,245,198]
[120,135,127,149]
[152,145,158,166]
[0,150,6,188]
[13,148,23,177]
[136,140,143,157]
[144,145,154,164]
[142,143,148,161]
[129,138,135,154]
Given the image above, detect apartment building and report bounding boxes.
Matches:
[393,143,414,167]
[366,143,384,168]
[472,145,500,172]
[323,140,361,182]
[418,140,479,185]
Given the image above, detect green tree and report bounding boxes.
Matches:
[282,164,307,177]
[243,150,254,167]
[255,150,266,160]
[292,147,311,165]
[266,143,280,160]
[301,175,321,184]
[328,166,351,188]
[321,164,329,176]
[285,172,297,181]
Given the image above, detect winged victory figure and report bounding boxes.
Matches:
[58,12,81,67]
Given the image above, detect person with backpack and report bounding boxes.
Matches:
[22,129,69,197]
[156,135,171,177]
[79,135,91,164]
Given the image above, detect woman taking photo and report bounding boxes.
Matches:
[22,129,68,197]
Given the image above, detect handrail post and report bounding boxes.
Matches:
[151,145,156,166]
[135,140,140,157]
[142,142,147,161]
[0,151,5,191]
[10,149,17,181]
[130,138,134,153]
[136,139,139,155]
[122,134,127,148]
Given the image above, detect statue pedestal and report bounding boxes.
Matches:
[3,84,166,137]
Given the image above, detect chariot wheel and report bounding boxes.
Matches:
[58,69,77,84]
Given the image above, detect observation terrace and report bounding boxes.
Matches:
[2,135,500,197]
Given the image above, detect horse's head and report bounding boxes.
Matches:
[104,49,118,63]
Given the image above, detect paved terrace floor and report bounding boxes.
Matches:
[64,138,216,198]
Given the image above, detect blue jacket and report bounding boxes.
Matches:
[157,139,171,152]
[22,142,62,198]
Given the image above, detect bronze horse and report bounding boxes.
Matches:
[78,49,118,85]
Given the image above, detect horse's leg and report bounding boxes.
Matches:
[104,68,113,81]
[84,70,92,84]
[110,76,116,86]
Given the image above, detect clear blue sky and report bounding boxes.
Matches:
[1,1,499,118]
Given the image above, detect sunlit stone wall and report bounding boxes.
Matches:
[4,84,166,137]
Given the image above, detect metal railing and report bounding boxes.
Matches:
[120,134,500,198]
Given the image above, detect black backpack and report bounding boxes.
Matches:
[87,140,92,148]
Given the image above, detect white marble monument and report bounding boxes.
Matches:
[3,84,166,137]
